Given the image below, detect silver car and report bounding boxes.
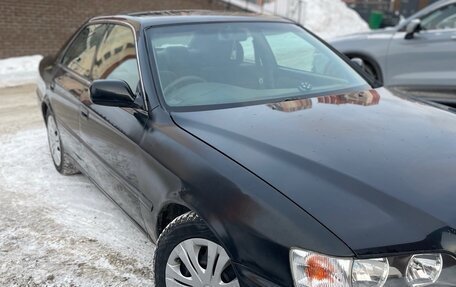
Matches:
[331,0,456,101]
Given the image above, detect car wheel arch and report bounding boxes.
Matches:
[156,202,191,236]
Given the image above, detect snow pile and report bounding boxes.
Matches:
[291,0,370,39]
[0,55,42,88]
[229,0,370,39]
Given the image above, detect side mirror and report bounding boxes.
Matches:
[405,19,421,39]
[350,57,365,69]
[89,79,138,108]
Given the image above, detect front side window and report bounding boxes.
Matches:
[62,24,106,78]
[147,22,368,109]
[421,4,456,30]
[92,24,139,92]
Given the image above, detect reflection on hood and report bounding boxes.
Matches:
[268,90,380,112]
[318,90,381,106]
[268,99,313,112]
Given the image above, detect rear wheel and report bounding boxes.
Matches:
[45,111,79,175]
[154,212,240,287]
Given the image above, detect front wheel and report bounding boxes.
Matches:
[154,212,240,287]
[45,111,79,175]
[349,56,383,84]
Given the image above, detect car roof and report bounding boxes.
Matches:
[90,10,291,28]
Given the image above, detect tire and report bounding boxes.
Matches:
[154,212,240,287]
[45,111,79,175]
[362,61,380,82]
[349,55,383,84]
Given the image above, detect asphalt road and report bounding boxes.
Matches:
[0,85,155,286]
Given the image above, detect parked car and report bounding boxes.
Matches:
[37,11,456,287]
[331,0,456,103]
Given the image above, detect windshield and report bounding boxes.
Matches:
[147,22,369,110]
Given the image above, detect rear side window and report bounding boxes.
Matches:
[62,24,106,78]
[92,24,139,92]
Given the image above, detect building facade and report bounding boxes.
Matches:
[0,0,236,59]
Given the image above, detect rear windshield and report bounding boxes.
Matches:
[147,22,369,110]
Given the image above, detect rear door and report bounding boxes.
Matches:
[387,3,456,88]
[50,24,106,162]
[79,23,149,228]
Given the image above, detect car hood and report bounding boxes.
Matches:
[171,87,456,256]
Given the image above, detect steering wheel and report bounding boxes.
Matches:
[163,76,206,95]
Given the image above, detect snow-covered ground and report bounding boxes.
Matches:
[0,86,155,286]
[0,55,42,88]
[225,0,370,39]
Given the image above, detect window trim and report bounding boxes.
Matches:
[60,64,91,86]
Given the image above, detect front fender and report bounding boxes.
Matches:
[141,107,353,286]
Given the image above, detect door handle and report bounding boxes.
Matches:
[80,106,89,119]
[451,35,456,40]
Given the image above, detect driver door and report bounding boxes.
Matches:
[79,23,148,228]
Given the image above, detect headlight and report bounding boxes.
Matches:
[290,249,352,287]
[352,258,389,287]
[406,254,442,287]
[290,249,455,287]
[388,253,454,287]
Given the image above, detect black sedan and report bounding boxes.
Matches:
[37,11,456,287]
